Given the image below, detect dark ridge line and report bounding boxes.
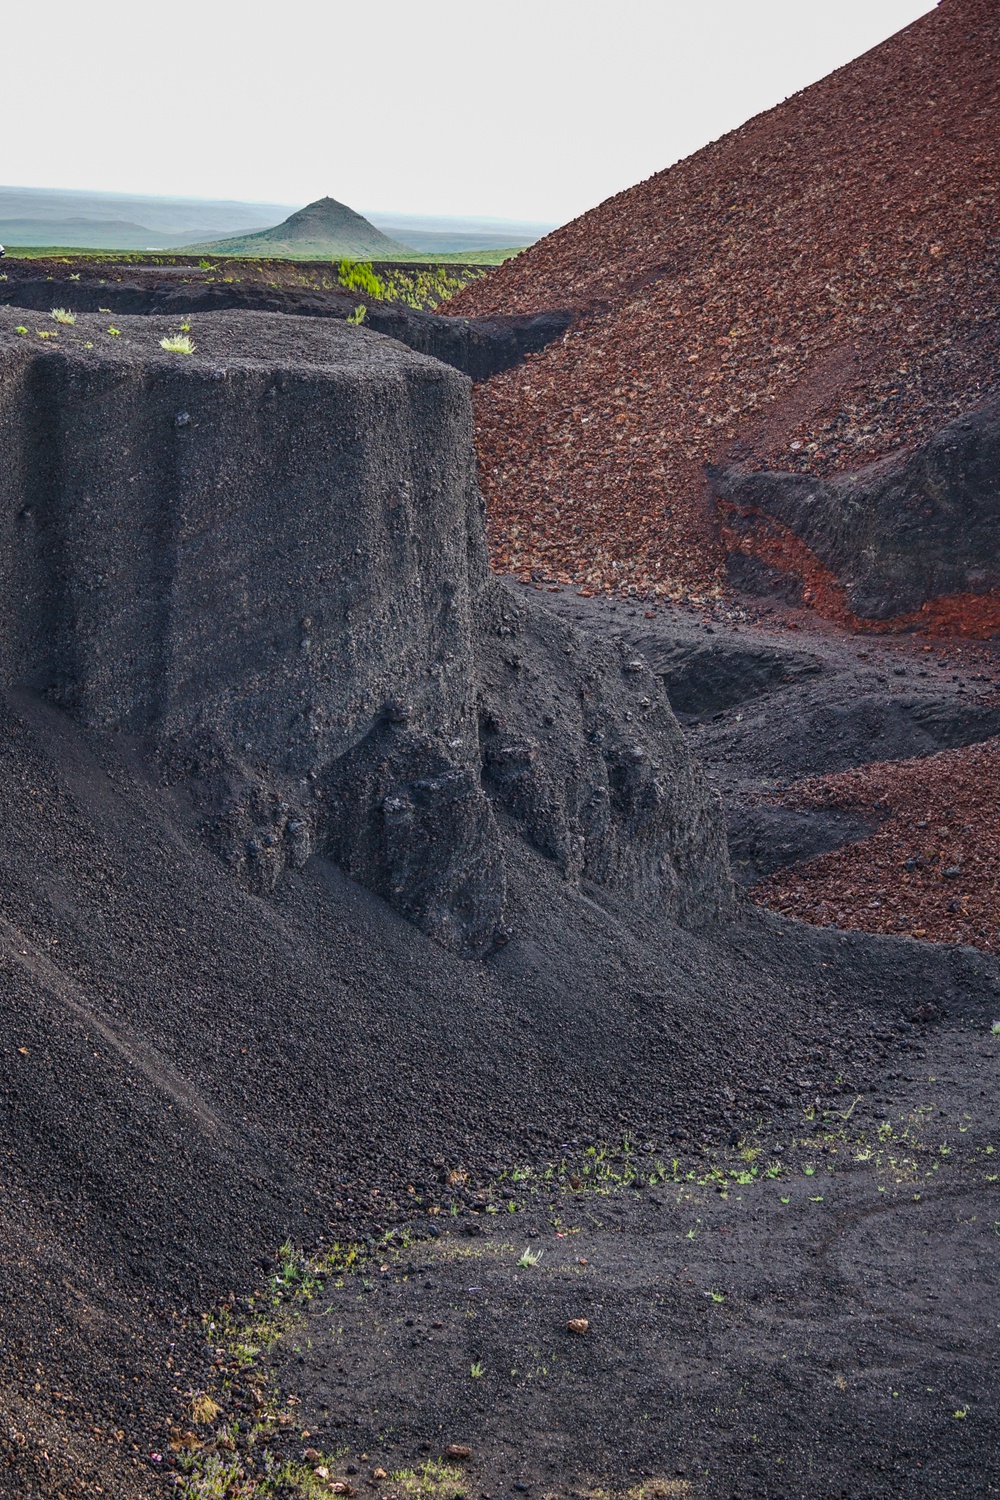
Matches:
[0,275,573,383]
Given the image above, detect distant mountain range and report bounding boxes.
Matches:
[0,185,555,256]
[0,186,288,249]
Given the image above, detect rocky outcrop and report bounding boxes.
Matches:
[712,396,1000,620]
[321,721,506,954]
[626,632,823,718]
[0,306,731,952]
[475,585,733,927]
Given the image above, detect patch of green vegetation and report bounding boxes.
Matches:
[175,1447,339,1500]
[626,1482,693,1499]
[336,259,385,300]
[0,246,120,259]
[335,258,486,310]
[171,1240,359,1499]
[482,1082,993,1215]
[424,246,522,265]
[387,1459,466,1500]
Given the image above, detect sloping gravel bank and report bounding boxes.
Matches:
[446,0,999,603]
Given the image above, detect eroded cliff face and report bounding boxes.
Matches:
[0,307,732,951]
[475,585,732,928]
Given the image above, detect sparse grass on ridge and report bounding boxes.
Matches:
[0,250,496,309]
[335,258,485,310]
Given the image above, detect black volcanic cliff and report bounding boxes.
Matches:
[0,307,732,953]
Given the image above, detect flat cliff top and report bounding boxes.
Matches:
[0,304,461,378]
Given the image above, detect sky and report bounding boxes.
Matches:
[5,0,937,227]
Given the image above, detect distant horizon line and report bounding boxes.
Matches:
[0,182,560,233]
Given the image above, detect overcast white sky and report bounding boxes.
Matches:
[5,0,936,226]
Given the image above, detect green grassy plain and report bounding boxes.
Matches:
[2,244,523,265]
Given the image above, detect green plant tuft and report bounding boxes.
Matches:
[337,259,385,300]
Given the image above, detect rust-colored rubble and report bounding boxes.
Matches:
[447,0,999,608]
[752,738,1000,953]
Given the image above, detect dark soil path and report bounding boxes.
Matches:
[211,1020,1000,1500]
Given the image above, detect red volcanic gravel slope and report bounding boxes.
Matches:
[752,738,1000,953]
[447,0,999,602]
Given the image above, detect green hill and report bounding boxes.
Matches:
[182,196,412,259]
